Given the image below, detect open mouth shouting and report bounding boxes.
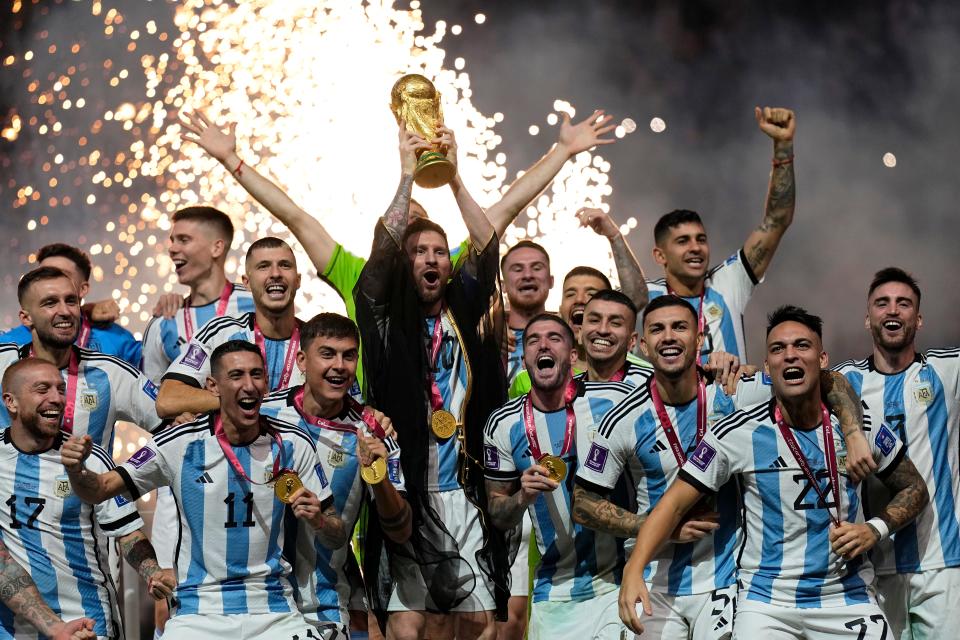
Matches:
[264,281,288,301]
[171,257,187,273]
[782,366,805,384]
[236,396,261,417]
[536,353,557,371]
[570,307,585,326]
[881,319,903,333]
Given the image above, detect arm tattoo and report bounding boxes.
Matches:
[485,478,527,531]
[747,140,795,272]
[609,233,649,309]
[878,457,929,533]
[119,530,161,581]
[316,502,349,549]
[821,370,864,440]
[382,173,415,244]
[571,484,646,539]
[0,539,63,634]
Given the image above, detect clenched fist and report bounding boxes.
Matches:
[755,106,795,142]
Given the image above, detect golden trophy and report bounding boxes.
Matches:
[390,74,456,189]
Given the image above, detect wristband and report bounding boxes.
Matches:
[772,155,794,167]
[232,158,244,175]
[866,517,890,541]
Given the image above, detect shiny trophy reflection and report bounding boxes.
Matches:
[390,74,456,188]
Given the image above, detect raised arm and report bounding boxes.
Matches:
[60,435,128,504]
[742,106,796,281]
[485,110,617,236]
[381,125,432,245]
[181,111,338,273]
[436,126,495,248]
[156,379,219,418]
[577,207,649,309]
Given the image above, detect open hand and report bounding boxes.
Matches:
[576,207,619,240]
[558,109,617,156]
[181,111,237,162]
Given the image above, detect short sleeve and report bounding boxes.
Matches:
[117,441,172,500]
[162,336,213,388]
[732,373,773,409]
[677,430,733,495]
[870,421,906,478]
[141,317,171,384]
[483,417,518,482]
[708,249,759,315]
[289,435,332,505]
[574,410,632,493]
[115,369,165,433]
[87,447,144,537]
[321,243,367,318]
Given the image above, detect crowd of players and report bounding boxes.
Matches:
[0,103,952,640]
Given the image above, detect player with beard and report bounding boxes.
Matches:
[618,306,928,639]
[260,312,412,639]
[833,267,960,640]
[501,241,553,386]
[0,244,141,367]
[0,358,174,639]
[0,267,164,444]
[61,341,345,640]
[646,107,797,362]
[483,314,632,639]
[155,237,305,417]
[573,296,872,639]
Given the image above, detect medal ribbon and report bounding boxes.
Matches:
[183,281,233,343]
[608,363,628,383]
[29,345,80,434]
[253,318,300,391]
[76,315,92,349]
[775,403,842,527]
[649,374,707,468]
[427,312,446,412]
[214,415,285,485]
[292,388,384,437]
[523,378,578,461]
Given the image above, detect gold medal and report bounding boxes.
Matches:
[431,409,458,440]
[273,471,303,504]
[360,457,388,485]
[537,454,567,483]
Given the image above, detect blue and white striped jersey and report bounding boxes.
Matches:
[483,380,632,603]
[0,430,142,639]
[680,399,905,609]
[141,283,254,383]
[426,313,469,492]
[835,349,960,575]
[577,356,654,389]
[575,375,772,596]
[0,320,142,369]
[115,413,331,616]
[647,249,760,361]
[260,387,404,626]
[161,312,305,393]
[0,343,163,449]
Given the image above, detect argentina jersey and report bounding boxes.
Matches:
[0,343,163,449]
[426,313,469,492]
[115,413,331,616]
[646,249,759,361]
[0,430,142,639]
[141,283,254,383]
[260,387,404,626]
[680,399,905,608]
[162,312,305,393]
[0,319,141,368]
[574,377,764,596]
[483,380,632,602]
[835,349,960,575]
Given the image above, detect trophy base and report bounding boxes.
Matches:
[414,151,456,189]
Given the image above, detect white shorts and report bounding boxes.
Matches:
[734,599,891,639]
[876,566,960,640]
[151,487,178,569]
[509,512,532,598]
[162,611,332,640]
[387,488,495,613]
[633,584,735,640]
[529,588,624,640]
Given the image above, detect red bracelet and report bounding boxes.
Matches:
[772,155,794,167]
[232,159,244,175]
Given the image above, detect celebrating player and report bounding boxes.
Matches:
[834,267,960,639]
[618,305,929,638]
[260,312,412,637]
[0,358,173,639]
[646,107,798,361]
[484,313,633,639]
[578,289,652,385]
[61,340,344,640]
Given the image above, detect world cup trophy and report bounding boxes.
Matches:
[390,74,456,189]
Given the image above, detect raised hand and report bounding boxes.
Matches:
[61,435,93,473]
[576,207,619,240]
[755,106,796,142]
[398,123,431,175]
[180,111,237,162]
[433,125,459,173]
[557,109,617,156]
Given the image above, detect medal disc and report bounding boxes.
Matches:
[360,457,388,485]
[431,410,458,439]
[274,471,303,504]
[538,454,567,483]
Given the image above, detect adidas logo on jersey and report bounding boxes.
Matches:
[195,472,214,484]
[649,440,667,454]
[714,615,729,631]
[770,456,788,469]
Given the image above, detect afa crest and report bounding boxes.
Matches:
[55,476,71,498]
[80,391,98,411]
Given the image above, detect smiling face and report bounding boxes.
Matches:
[168,219,225,287]
[866,281,921,354]
[640,303,702,378]
[581,297,637,370]
[2,362,65,441]
[208,350,267,430]
[502,247,552,314]
[19,276,81,348]
[523,318,577,393]
[765,321,828,402]
[297,334,359,406]
[653,222,710,282]
[404,229,452,308]
[559,274,607,340]
[243,244,300,315]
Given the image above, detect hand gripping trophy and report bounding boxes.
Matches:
[390,73,456,188]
